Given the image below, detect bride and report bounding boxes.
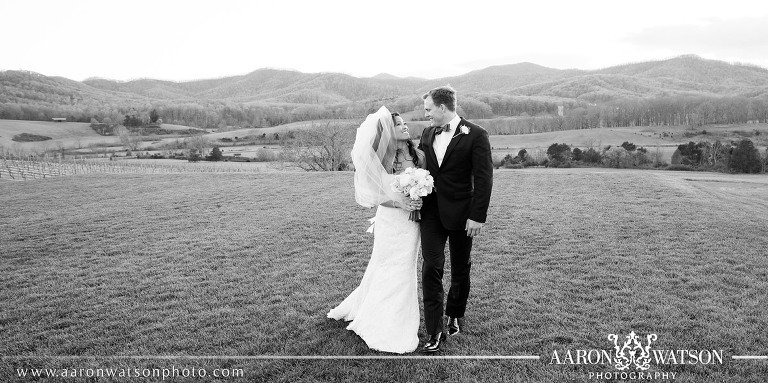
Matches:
[327,106,425,354]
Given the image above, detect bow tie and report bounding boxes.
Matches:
[435,124,451,135]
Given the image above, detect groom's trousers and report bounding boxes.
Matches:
[420,211,473,336]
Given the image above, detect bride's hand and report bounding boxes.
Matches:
[399,198,421,212]
[397,199,414,212]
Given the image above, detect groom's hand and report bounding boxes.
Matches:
[465,219,484,237]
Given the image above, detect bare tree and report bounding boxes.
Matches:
[64,127,84,149]
[184,134,211,158]
[38,141,52,157]
[115,125,143,151]
[287,122,354,171]
[552,116,566,131]
[652,144,664,167]
[531,146,547,165]
[54,141,66,160]
[96,141,109,157]
[12,143,25,159]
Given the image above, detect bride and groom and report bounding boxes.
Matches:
[328,86,494,354]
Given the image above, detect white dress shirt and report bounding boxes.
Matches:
[434,115,462,167]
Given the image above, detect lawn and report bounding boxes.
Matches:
[1,169,767,382]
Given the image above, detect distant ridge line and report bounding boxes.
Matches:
[3,54,768,116]
[6,54,768,84]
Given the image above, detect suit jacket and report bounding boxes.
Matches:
[418,117,493,230]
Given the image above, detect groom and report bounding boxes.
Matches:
[417,85,493,353]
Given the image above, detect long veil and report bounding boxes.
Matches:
[351,106,401,208]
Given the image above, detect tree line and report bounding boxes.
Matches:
[2,94,767,131]
[497,138,767,174]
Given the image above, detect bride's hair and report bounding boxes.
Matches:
[391,112,420,168]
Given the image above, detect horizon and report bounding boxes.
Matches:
[6,54,766,84]
[2,0,768,82]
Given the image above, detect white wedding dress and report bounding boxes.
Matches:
[327,204,420,354]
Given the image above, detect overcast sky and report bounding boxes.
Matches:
[3,0,768,82]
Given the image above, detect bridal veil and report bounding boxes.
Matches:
[351,106,401,208]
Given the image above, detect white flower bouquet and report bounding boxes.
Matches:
[391,167,434,221]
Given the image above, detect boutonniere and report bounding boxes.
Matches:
[452,125,470,139]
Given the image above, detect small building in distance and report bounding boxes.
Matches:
[52,118,67,122]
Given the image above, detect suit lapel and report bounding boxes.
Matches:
[425,126,439,170]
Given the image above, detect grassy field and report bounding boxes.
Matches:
[0,157,296,181]
[205,119,361,141]
[1,169,767,382]
[490,128,670,149]
[0,121,208,155]
[4,118,765,166]
[488,124,768,163]
[0,120,108,150]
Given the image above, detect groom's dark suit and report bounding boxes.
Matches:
[418,117,493,336]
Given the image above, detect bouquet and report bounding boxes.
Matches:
[391,167,434,222]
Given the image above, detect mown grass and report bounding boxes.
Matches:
[1,169,767,382]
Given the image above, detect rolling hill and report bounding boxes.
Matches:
[2,55,768,131]
[2,55,768,109]
[80,69,415,104]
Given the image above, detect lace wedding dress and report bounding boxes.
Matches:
[327,204,420,354]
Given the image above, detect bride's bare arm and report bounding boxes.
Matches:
[381,199,417,211]
[416,149,426,169]
[380,200,401,209]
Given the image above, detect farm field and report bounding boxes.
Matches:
[0,120,113,149]
[0,120,189,154]
[1,168,767,382]
[490,127,671,150]
[3,118,765,166]
[110,158,298,172]
[205,119,360,141]
[488,124,768,163]
[489,124,768,155]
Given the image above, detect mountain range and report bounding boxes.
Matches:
[2,55,768,112]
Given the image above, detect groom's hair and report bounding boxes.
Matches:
[422,85,456,112]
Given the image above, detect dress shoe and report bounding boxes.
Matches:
[422,332,445,353]
[448,317,461,336]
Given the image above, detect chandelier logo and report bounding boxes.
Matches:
[549,331,724,380]
[609,331,657,371]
